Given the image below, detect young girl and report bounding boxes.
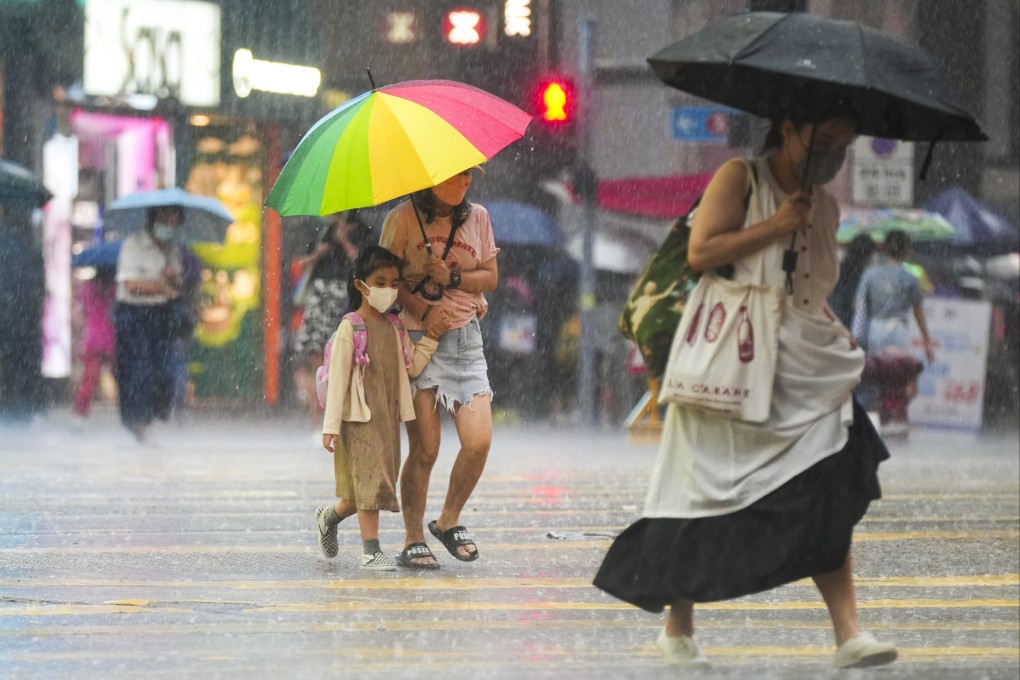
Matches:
[316,246,450,569]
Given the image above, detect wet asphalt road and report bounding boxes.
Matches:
[1,407,1017,680]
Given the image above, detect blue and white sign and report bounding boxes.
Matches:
[671,106,732,143]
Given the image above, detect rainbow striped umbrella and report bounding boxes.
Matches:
[265,79,532,216]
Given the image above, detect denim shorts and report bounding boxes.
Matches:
[409,318,492,413]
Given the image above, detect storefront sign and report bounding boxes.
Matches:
[908,297,991,430]
[83,0,221,107]
[852,137,914,207]
[232,49,322,98]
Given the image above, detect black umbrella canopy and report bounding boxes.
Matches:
[0,160,52,207]
[648,11,987,142]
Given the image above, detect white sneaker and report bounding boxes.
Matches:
[834,632,898,669]
[361,550,398,571]
[655,630,710,667]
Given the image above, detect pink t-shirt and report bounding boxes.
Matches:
[380,200,499,331]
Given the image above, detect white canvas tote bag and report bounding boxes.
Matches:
[659,273,782,422]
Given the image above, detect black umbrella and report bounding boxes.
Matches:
[0,160,52,207]
[648,11,987,143]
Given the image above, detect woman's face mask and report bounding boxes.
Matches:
[152,223,179,243]
[793,148,846,186]
[789,120,855,186]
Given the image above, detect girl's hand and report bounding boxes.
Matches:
[322,434,336,453]
[425,256,451,285]
[769,189,813,237]
[425,307,453,340]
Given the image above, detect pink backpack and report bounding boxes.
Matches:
[316,311,413,409]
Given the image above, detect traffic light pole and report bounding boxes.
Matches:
[576,15,598,427]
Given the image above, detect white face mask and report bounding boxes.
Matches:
[152,223,178,243]
[361,284,398,313]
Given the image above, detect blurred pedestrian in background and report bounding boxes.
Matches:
[0,205,46,422]
[114,205,192,442]
[829,234,876,330]
[72,266,116,419]
[853,230,934,435]
[168,248,203,424]
[291,211,370,428]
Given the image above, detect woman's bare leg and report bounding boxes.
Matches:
[435,393,492,559]
[400,390,442,565]
[812,551,860,646]
[665,599,695,638]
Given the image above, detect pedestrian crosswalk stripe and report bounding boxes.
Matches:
[2,598,1016,617]
[0,529,1015,554]
[3,573,1017,590]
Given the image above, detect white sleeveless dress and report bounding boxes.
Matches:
[644,156,865,518]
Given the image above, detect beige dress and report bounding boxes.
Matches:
[333,314,402,512]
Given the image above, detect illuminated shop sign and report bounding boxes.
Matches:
[83,0,221,107]
[232,49,322,98]
[504,0,532,37]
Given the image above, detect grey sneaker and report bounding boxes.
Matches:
[361,550,398,571]
[656,630,710,667]
[315,506,339,558]
[834,632,897,668]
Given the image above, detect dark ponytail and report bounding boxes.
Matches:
[347,245,403,311]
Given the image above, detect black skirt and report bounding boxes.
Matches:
[593,399,889,612]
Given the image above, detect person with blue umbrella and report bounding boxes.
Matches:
[113,205,201,442]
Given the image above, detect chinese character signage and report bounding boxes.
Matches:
[852,137,914,207]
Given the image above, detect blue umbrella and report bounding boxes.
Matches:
[103,188,234,243]
[71,240,122,268]
[923,186,1019,255]
[485,200,566,248]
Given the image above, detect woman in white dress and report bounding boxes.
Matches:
[594,108,897,670]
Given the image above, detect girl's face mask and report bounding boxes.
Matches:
[360,282,398,313]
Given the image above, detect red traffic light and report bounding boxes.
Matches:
[534,78,573,125]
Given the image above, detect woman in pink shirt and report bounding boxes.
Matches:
[380,168,498,569]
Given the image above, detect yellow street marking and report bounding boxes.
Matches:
[0,604,192,616]
[2,598,1015,618]
[1,529,1015,555]
[5,645,1018,665]
[4,573,1017,591]
[5,620,1017,638]
[243,598,1019,614]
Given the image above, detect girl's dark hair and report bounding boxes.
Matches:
[884,230,911,261]
[347,245,403,311]
[758,101,858,154]
[409,186,471,230]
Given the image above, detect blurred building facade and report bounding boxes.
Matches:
[1,0,1016,418]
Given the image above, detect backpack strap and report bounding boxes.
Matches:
[385,312,413,369]
[343,312,370,370]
